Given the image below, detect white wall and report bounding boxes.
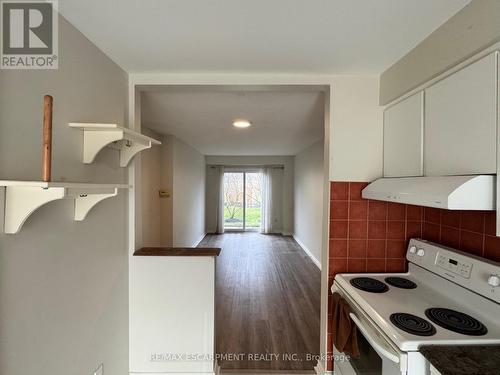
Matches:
[160,135,174,246]
[205,155,294,234]
[140,130,174,247]
[172,137,206,247]
[140,132,205,247]
[294,140,324,269]
[141,128,162,246]
[130,256,216,373]
[0,16,128,375]
[330,76,383,182]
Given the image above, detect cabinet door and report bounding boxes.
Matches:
[383,92,423,177]
[425,52,497,176]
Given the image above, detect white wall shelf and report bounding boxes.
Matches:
[0,181,129,234]
[69,123,161,167]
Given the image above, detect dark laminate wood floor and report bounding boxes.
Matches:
[199,233,321,371]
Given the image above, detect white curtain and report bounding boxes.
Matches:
[261,167,273,234]
[215,166,225,234]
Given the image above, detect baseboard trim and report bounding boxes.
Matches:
[193,232,208,247]
[293,235,321,270]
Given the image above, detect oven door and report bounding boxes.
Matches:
[332,284,408,375]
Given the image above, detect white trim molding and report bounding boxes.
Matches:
[193,232,208,247]
[293,235,321,270]
[213,361,220,375]
[315,360,332,375]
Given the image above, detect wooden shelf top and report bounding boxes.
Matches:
[134,247,221,257]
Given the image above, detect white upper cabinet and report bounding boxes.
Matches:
[424,52,498,176]
[383,92,424,177]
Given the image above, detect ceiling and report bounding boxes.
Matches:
[141,87,325,155]
[59,0,470,74]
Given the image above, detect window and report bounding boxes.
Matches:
[223,172,262,231]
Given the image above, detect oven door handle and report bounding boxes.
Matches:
[349,313,400,364]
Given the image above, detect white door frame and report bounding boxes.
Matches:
[127,74,334,374]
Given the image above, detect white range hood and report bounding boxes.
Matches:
[362,175,496,210]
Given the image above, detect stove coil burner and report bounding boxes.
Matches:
[425,308,488,336]
[385,277,417,289]
[390,313,436,336]
[350,277,388,293]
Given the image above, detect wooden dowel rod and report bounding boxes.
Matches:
[42,95,53,182]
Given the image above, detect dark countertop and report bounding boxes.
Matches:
[420,345,500,375]
[134,247,221,257]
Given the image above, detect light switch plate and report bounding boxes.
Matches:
[93,363,103,375]
[159,189,171,198]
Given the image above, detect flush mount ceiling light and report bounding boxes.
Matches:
[233,120,252,128]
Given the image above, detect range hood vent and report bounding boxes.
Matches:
[362,175,495,210]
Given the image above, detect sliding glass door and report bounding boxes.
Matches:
[244,172,262,230]
[223,172,262,231]
[223,172,244,230]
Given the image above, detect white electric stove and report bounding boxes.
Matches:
[331,238,500,375]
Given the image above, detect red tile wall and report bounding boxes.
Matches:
[329,182,418,279]
[421,207,500,262]
[326,181,500,371]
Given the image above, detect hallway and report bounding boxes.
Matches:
[199,233,321,371]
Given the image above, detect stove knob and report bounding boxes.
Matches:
[417,249,425,257]
[409,246,417,254]
[488,275,500,287]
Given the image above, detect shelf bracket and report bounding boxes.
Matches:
[4,186,66,234]
[70,124,161,167]
[120,140,153,167]
[83,130,124,164]
[0,182,128,234]
[74,189,118,221]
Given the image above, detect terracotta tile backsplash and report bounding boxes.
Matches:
[326,181,500,370]
[329,182,417,278]
[328,181,500,280]
[421,206,500,260]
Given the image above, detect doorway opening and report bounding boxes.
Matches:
[223,171,262,231]
[134,84,330,373]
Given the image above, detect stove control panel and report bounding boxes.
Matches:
[436,253,472,279]
[408,239,500,304]
[488,275,500,287]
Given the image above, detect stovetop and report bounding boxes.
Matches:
[333,239,500,352]
[335,268,500,351]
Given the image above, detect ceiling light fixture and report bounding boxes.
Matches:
[233,120,252,128]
